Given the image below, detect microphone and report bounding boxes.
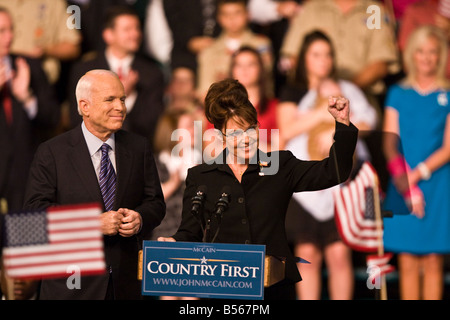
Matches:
[191,185,207,215]
[191,185,207,231]
[214,186,231,222]
[210,186,231,243]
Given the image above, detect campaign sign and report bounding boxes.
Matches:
[141,241,265,300]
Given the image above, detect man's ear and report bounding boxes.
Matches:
[79,99,90,117]
[102,28,114,46]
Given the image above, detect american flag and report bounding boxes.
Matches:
[333,162,383,252]
[366,252,395,285]
[2,203,106,279]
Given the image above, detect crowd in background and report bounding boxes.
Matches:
[1,0,450,300]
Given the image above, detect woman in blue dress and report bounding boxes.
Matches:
[383,25,450,300]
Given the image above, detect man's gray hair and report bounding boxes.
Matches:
[75,69,120,115]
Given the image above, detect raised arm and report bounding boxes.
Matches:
[287,97,358,192]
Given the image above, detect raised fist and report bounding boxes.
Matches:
[328,96,350,126]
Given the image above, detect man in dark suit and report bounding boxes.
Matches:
[0,7,59,212]
[23,69,166,299]
[68,5,164,145]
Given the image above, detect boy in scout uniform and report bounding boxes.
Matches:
[196,0,273,98]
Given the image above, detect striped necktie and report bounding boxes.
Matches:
[99,143,116,212]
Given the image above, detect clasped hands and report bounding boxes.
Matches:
[100,208,142,237]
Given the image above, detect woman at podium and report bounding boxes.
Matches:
[158,79,358,300]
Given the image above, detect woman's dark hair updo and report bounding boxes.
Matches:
[204,78,258,131]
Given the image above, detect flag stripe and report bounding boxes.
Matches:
[3,239,101,255]
[46,203,101,213]
[367,253,394,267]
[3,245,103,259]
[47,236,103,245]
[368,265,396,284]
[48,216,100,224]
[5,252,105,268]
[49,230,101,242]
[48,225,100,234]
[6,261,106,279]
[48,211,100,221]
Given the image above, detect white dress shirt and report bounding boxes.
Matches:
[144,0,173,65]
[81,121,116,182]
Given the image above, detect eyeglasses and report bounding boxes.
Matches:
[222,125,259,140]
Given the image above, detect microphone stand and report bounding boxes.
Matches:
[191,188,206,236]
[201,187,230,243]
[210,220,221,243]
[207,191,230,243]
[210,207,225,243]
[202,213,212,243]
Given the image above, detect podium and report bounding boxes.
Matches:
[139,241,286,300]
[264,255,285,287]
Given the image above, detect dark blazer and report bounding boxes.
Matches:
[0,55,59,211]
[173,122,358,284]
[23,125,166,299]
[68,51,165,144]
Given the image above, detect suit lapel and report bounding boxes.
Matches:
[67,127,133,210]
[68,126,103,205]
[114,131,132,209]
